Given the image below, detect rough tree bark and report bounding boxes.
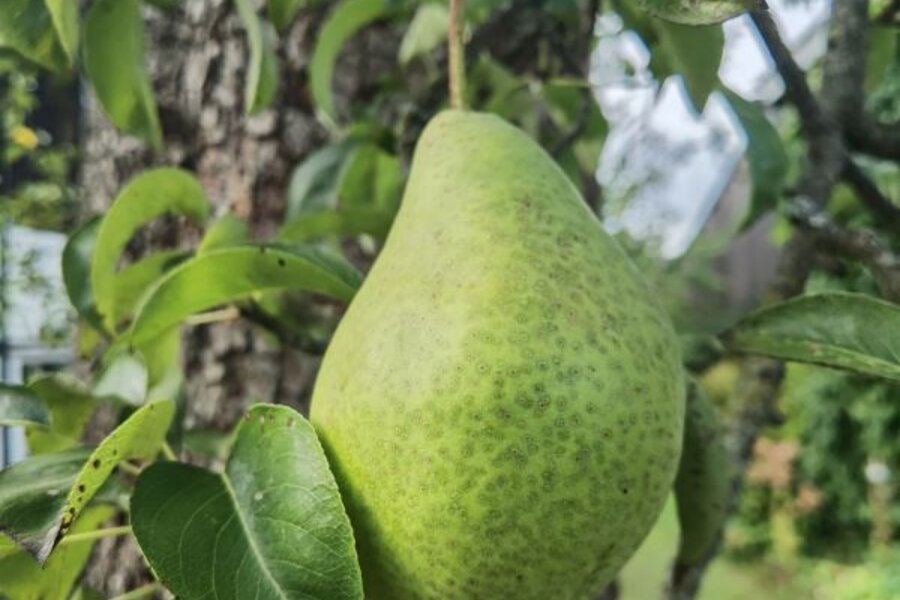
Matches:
[80,0,400,593]
[76,0,602,592]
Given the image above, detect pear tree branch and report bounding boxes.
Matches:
[848,121,900,162]
[837,0,900,161]
[750,6,900,230]
[789,198,900,303]
[842,161,900,230]
[665,2,887,598]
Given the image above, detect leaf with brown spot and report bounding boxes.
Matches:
[0,400,174,564]
[0,505,116,599]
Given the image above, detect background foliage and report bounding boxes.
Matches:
[0,0,898,598]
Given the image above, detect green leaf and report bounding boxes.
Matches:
[182,428,236,462]
[310,0,387,124]
[235,0,280,113]
[865,27,898,92]
[279,207,395,242]
[724,292,900,381]
[0,385,49,428]
[0,0,67,71]
[286,141,358,218]
[139,328,183,391]
[542,80,609,176]
[284,141,401,236]
[128,244,362,345]
[93,353,148,406]
[0,400,174,563]
[398,2,448,64]
[652,20,723,112]
[469,55,533,121]
[198,214,251,254]
[43,0,78,64]
[111,250,189,328]
[62,217,103,331]
[90,168,209,327]
[724,90,788,229]
[0,505,115,600]
[68,586,105,600]
[84,0,162,146]
[634,0,746,25]
[267,0,318,30]
[25,375,96,455]
[131,404,363,600]
[340,144,403,212]
[674,381,730,567]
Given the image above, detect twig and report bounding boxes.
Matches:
[847,120,900,163]
[185,306,240,326]
[748,9,831,142]
[842,162,900,230]
[106,583,164,600]
[789,198,900,302]
[819,0,900,185]
[750,7,900,229]
[832,0,900,161]
[750,10,843,207]
[241,304,329,356]
[57,525,132,548]
[874,0,900,23]
[160,441,178,461]
[118,461,143,477]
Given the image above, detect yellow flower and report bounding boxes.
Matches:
[10,125,39,150]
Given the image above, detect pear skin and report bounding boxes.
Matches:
[311,110,685,599]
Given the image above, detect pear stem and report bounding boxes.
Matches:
[448,0,466,109]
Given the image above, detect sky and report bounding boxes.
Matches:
[591,0,832,258]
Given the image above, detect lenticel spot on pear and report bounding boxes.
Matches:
[310,110,685,599]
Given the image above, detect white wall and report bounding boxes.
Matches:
[1,224,73,466]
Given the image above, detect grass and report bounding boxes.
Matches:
[619,498,810,600]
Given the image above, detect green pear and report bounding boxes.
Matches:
[310,110,685,599]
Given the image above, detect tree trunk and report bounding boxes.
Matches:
[80,0,399,593]
[77,0,596,591]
